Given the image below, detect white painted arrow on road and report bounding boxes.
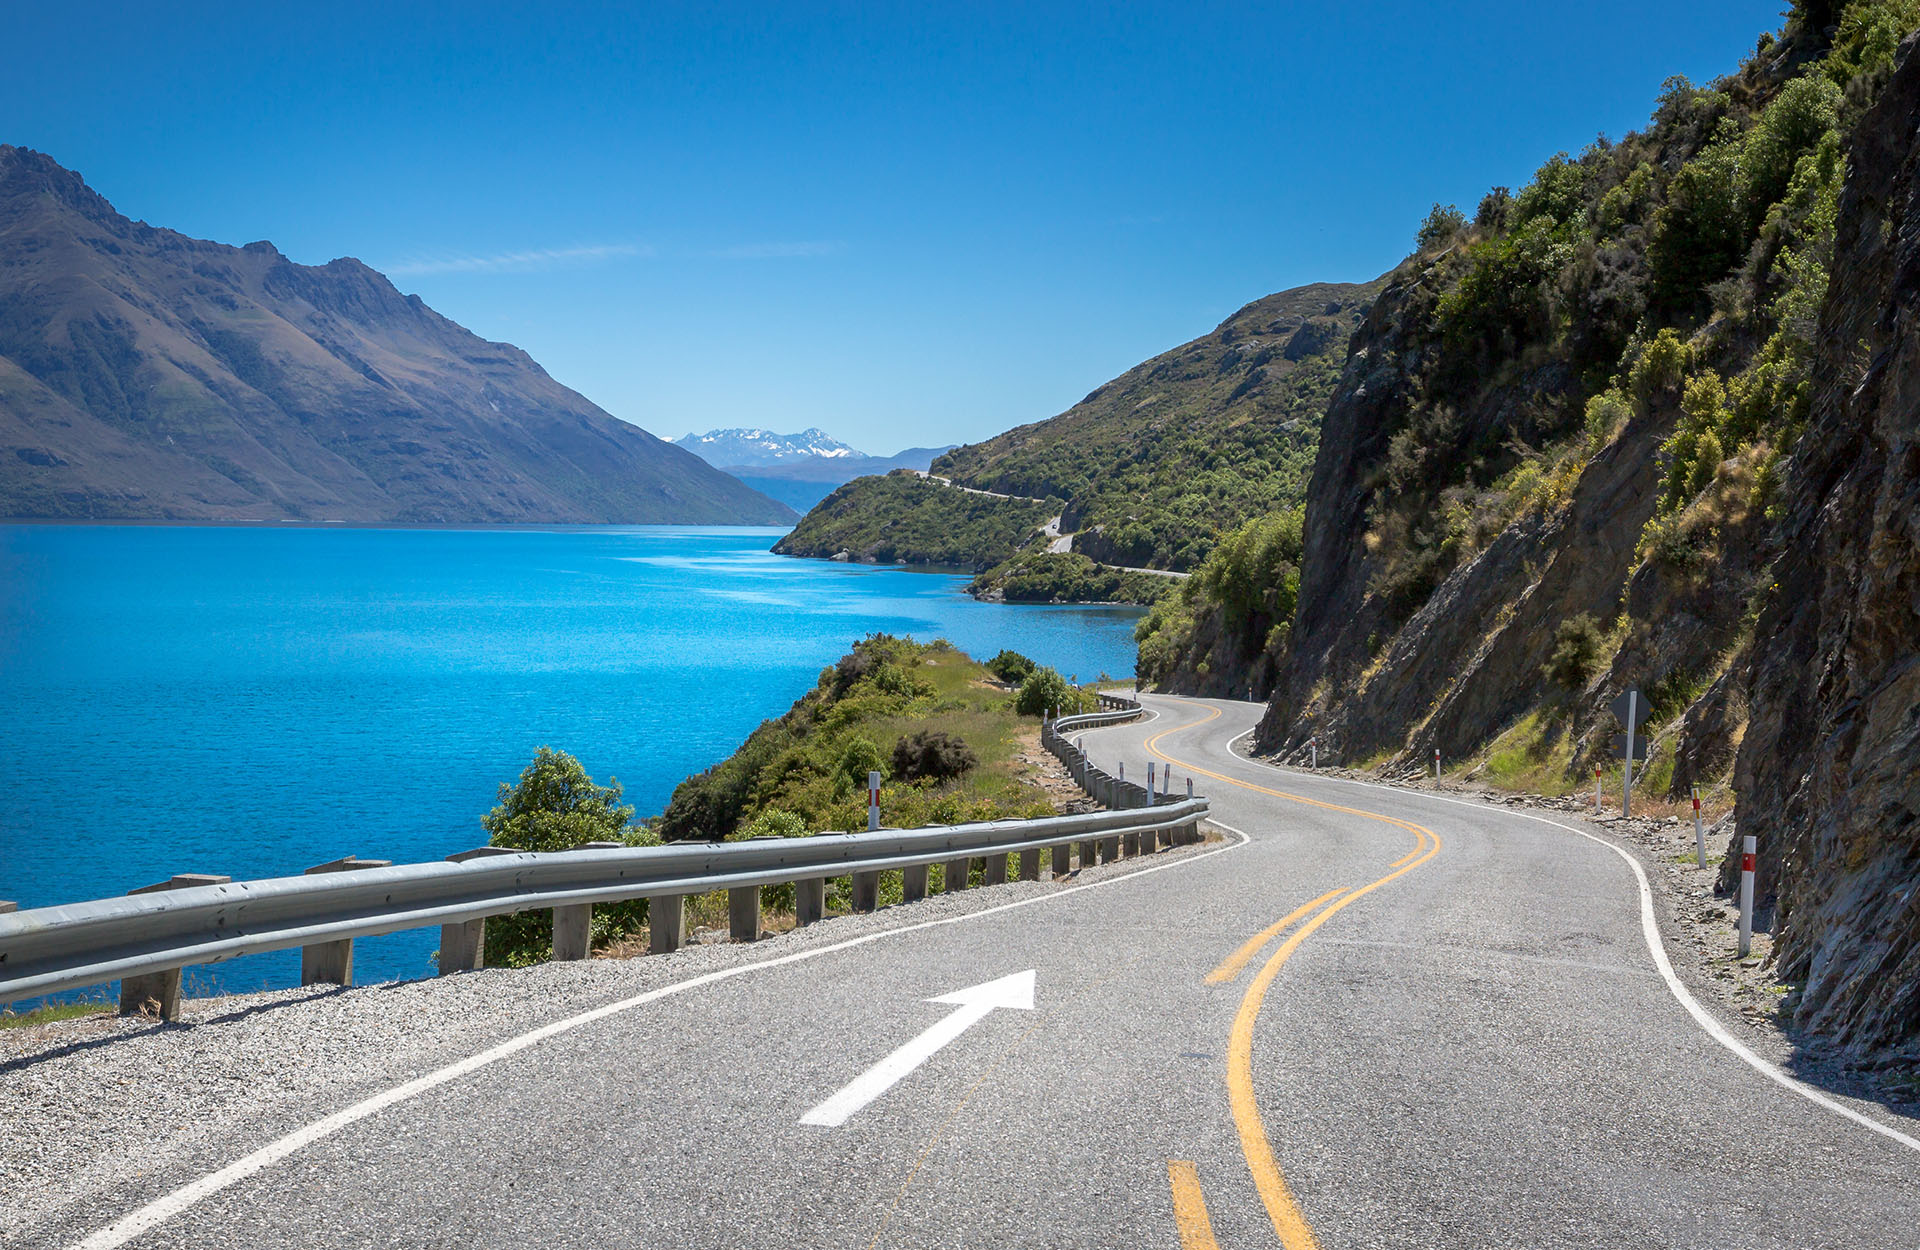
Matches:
[799,969,1036,1128]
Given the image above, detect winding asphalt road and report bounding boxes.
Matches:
[45,696,1920,1248]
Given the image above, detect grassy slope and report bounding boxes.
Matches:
[656,635,1090,842]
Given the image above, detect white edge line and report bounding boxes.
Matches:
[68,816,1249,1250]
[1182,696,1920,1156]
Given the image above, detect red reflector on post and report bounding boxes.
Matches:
[1741,853,1755,872]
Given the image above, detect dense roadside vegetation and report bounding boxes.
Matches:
[1136,508,1303,690]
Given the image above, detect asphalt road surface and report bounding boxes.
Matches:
[38,696,1920,1249]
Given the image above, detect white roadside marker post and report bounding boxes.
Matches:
[1433,746,1440,782]
[1148,761,1156,800]
[1186,777,1193,799]
[1310,737,1317,770]
[867,770,882,832]
[1738,835,1757,957]
[1692,786,1706,868]
[1622,689,1639,819]
[1594,764,1602,811]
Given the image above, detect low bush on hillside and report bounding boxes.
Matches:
[892,729,979,782]
[1014,665,1094,718]
[986,649,1037,684]
[1544,614,1607,689]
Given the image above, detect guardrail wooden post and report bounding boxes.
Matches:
[1052,843,1074,878]
[985,853,1008,886]
[1102,833,1121,862]
[1080,837,1101,867]
[851,870,879,912]
[553,841,624,962]
[438,847,522,975]
[1142,826,1159,854]
[944,856,972,891]
[1018,848,1041,881]
[729,885,762,942]
[902,863,929,903]
[795,878,825,926]
[117,874,230,1020]
[650,894,687,953]
[301,857,391,985]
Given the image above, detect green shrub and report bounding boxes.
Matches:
[1416,202,1467,251]
[1584,389,1632,444]
[834,737,888,795]
[477,747,651,967]
[891,729,979,782]
[1648,142,1745,311]
[482,746,635,851]
[1629,329,1693,414]
[986,649,1037,684]
[1015,666,1088,717]
[1544,614,1606,689]
[740,808,808,839]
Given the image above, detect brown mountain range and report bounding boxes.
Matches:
[0,146,793,524]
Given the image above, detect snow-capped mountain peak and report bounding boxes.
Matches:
[673,427,865,467]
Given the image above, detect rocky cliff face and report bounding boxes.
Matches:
[1249,20,1919,1065]
[0,146,794,524]
[1733,39,1920,1065]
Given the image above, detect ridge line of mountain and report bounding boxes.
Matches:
[0,145,794,525]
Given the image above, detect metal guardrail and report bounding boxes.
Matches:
[1044,692,1188,811]
[0,696,1205,1014]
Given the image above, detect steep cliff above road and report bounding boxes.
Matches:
[1227,4,1918,1064]
[0,147,794,524]
[1734,35,1920,1066]
[1252,6,1902,784]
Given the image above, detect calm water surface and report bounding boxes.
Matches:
[0,525,1142,995]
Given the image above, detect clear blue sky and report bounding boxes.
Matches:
[7,2,1781,455]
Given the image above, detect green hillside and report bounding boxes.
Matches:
[771,279,1381,601]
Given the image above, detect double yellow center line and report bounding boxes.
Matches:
[1148,701,1443,1250]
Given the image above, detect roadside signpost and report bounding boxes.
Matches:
[1609,689,1650,818]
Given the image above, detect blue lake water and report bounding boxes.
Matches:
[0,525,1142,998]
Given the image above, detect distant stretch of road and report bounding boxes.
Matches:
[44,696,1920,1249]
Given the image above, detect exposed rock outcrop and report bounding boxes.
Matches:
[1733,37,1920,1064]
